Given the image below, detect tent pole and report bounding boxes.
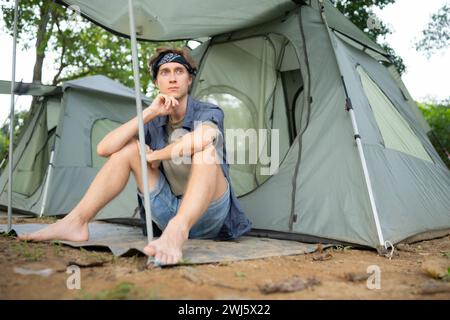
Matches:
[40,149,55,217]
[318,0,386,249]
[127,0,154,244]
[7,0,20,233]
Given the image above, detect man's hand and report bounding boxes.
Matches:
[136,140,161,169]
[146,93,179,118]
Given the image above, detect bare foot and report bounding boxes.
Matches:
[18,214,89,242]
[144,219,189,266]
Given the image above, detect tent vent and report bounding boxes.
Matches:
[357,66,433,162]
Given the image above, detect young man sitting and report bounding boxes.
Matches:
[19,47,252,266]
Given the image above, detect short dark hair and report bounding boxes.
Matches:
[148,47,198,80]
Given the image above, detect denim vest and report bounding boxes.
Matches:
[139,96,252,240]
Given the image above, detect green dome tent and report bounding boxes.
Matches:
[0,76,148,220]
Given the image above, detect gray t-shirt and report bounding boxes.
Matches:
[162,119,217,196]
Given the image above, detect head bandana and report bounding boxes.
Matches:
[151,52,197,80]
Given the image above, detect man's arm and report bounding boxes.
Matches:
[146,123,219,164]
[97,94,179,157]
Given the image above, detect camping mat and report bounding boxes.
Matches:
[0,222,328,264]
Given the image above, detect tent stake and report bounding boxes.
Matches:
[127,0,154,247]
[7,0,20,232]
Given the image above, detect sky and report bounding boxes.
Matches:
[0,0,449,125]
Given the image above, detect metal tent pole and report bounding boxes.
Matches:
[7,0,20,233]
[318,0,386,250]
[127,0,154,244]
[40,149,55,217]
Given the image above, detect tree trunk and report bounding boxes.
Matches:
[32,53,45,84]
[32,3,52,84]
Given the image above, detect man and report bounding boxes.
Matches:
[19,47,252,266]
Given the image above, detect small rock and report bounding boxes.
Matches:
[312,252,333,261]
[181,267,203,285]
[418,281,450,295]
[258,276,320,294]
[344,272,370,282]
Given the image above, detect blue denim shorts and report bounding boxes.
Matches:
[138,172,230,239]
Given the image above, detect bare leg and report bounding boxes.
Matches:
[19,140,159,242]
[144,144,228,265]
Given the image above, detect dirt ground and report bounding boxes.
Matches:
[1,217,449,300]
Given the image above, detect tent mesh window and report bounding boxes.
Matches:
[12,98,58,197]
[357,66,433,163]
[194,34,302,196]
[91,119,122,168]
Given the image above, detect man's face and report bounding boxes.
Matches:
[155,62,192,100]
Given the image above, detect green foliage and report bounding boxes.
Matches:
[418,100,450,169]
[416,4,450,58]
[0,131,8,169]
[1,0,182,91]
[332,0,406,74]
[380,43,406,75]
[2,0,49,50]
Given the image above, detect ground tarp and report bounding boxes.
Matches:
[0,221,328,264]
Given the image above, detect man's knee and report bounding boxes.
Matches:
[110,140,139,162]
[115,140,160,177]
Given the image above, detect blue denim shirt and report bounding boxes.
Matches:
[141,96,252,240]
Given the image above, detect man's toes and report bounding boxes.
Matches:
[19,233,36,241]
[166,255,176,265]
[17,234,27,240]
[158,253,168,265]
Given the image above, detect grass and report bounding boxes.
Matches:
[0,231,17,239]
[176,258,193,266]
[444,268,450,282]
[333,245,353,252]
[79,246,109,261]
[81,282,160,300]
[11,241,44,261]
[52,241,63,255]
